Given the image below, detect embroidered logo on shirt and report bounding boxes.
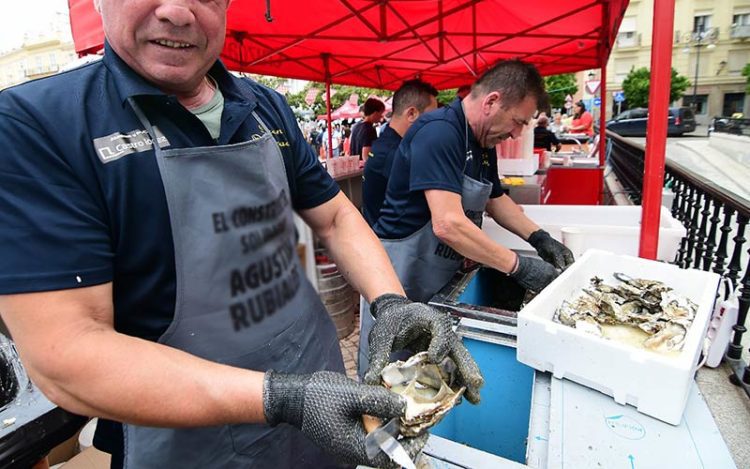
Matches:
[93,127,170,164]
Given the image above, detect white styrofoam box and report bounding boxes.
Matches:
[482,205,686,262]
[498,157,539,176]
[517,250,720,425]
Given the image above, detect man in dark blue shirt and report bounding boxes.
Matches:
[349,97,385,161]
[0,1,483,467]
[362,79,438,226]
[372,60,575,302]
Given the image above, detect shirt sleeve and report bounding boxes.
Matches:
[408,121,465,195]
[0,101,113,294]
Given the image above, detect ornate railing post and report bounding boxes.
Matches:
[728,250,750,391]
[683,187,700,268]
[726,215,748,290]
[703,198,721,272]
[713,207,734,276]
[694,192,711,270]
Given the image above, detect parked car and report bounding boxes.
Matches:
[606,107,696,137]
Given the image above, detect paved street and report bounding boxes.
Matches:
[627,129,750,202]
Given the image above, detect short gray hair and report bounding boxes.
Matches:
[473,59,548,111]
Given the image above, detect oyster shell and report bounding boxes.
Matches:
[381,352,465,437]
[553,274,698,353]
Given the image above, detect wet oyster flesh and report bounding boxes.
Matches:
[553,273,698,353]
[380,352,465,437]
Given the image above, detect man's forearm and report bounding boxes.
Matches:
[302,193,404,302]
[433,215,517,274]
[23,328,266,427]
[486,196,539,241]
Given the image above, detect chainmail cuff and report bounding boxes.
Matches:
[263,371,306,427]
[370,293,410,318]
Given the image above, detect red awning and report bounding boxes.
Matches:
[68,0,628,89]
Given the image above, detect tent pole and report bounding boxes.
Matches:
[639,0,675,259]
[323,54,333,160]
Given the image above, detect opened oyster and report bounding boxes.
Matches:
[380,352,465,437]
[553,273,698,353]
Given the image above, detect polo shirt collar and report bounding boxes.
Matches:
[448,98,482,149]
[102,41,257,109]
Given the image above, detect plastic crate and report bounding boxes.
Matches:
[516,250,720,425]
[482,205,686,262]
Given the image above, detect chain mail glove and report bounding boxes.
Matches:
[510,253,559,293]
[263,370,428,468]
[527,229,575,270]
[364,294,484,404]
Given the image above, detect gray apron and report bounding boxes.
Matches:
[358,113,493,377]
[125,98,344,468]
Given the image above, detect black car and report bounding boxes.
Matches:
[606,107,696,137]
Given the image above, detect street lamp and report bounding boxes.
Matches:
[683,29,717,112]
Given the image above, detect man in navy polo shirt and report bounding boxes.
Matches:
[0,1,483,468]
[374,60,575,299]
[362,79,438,226]
[350,97,385,162]
[359,61,575,373]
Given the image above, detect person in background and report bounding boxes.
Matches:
[350,97,386,162]
[549,111,564,134]
[362,79,439,227]
[359,59,574,376]
[533,115,561,152]
[456,84,472,100]
[569,100,594,137]
[0,1,483,467]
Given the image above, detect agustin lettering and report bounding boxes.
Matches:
[228,264,301,331]
[229,241,296,296]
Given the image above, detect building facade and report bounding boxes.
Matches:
[602,0,750,124]
[0,34,78,91]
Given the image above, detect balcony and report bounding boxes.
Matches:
[731,24,750,39]
[23,64,60,79]
[616,32,641,49]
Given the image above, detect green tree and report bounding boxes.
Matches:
[543,73,578,110]
[437,88,458,105]
[742,63,750,93]
[621,67,691,108]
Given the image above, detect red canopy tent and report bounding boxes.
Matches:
[68,0,675,260]
[317,99,361,121]
[70,0,627,90]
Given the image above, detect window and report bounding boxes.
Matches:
[629,109,648,119]
[728,50,750,74]
[617,17,638,48]
[733,13,750,26]
[683,95,708,115]
[49,53,57,66]
[693,14,711,33]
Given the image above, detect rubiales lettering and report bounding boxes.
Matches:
[227,241,301,331]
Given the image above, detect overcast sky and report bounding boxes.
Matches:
[0,0,72,52]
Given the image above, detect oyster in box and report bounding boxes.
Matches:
[517,250,720,425]
[381,352,465,437]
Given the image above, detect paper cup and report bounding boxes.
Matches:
[560,227,587,259]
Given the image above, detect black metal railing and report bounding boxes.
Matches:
[608,130,750,397]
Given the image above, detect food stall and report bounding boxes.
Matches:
[55,1,737,468]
